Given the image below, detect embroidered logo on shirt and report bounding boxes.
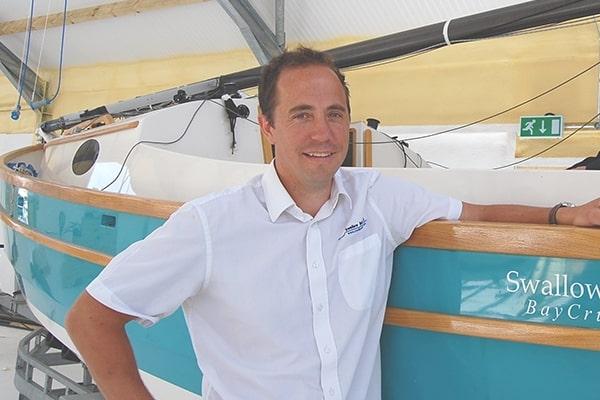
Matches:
[338,218,367,240]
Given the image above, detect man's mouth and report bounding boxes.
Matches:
[304,152,334,158]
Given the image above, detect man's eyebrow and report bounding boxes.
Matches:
[288,104,314,114]
[327,104,347,112]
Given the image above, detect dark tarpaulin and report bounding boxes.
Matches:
[221,0,600,88]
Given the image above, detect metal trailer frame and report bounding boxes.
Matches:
[14,328,103,400]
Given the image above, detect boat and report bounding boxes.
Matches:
[2,1,600,398]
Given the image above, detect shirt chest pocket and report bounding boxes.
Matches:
[337,233,382,310]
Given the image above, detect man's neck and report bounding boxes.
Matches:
[274,168,333,217]
[288,184,332,217]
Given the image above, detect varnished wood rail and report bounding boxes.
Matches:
[385,308,600,352]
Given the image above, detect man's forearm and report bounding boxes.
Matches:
[65,292,153,400]
[460,199,600,227]
[460,203,551,224]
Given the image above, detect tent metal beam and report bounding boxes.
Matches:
[0,40,46,107]
[216,0,284,65]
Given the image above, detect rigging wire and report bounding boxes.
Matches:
[363,127,450,168]
[207,98,260,126]
[399,58,600,142]
[32,0,68,109]
[595,16,600,127]
[350,54,600,166]
[31,0,52,105]
[426,160,450,169]
[501,16,600,38]
[369,128,417,168]
[11,0,36,120]
[492,111,600,170]
[100,100,208,191]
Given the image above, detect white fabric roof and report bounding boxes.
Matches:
[0,0,531,69]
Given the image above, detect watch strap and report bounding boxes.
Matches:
[548,202,575,225]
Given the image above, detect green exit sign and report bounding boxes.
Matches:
[519,115,563,138]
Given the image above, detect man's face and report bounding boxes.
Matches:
[260,65,350,193]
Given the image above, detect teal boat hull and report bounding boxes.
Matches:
[3,159,600,399]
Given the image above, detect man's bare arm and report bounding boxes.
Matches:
[460,198,600,227]
[65,292,154,400]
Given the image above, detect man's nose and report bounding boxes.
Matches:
[309,115,334,141]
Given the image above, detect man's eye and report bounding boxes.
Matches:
[294,112,311,120]
[328,111,344,119]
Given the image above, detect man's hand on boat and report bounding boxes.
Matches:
[560,198,600,227]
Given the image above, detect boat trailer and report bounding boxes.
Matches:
[15,328,102,400]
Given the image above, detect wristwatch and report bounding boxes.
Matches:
[548,201,575,225]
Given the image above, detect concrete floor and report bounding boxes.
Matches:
[0,325,29,399]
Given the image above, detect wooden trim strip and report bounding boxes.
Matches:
[405,220,600,260]
[0,0,209,35]
[385,307,600,352]
[0,207,111,267]
[363,128,372,167]
[0,145,181,219]
[348,128,357,167]
[43,121,139,148]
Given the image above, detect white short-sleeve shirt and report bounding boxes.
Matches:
[87,164,462,400]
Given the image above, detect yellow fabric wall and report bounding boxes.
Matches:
[0,77,42,134]
[1,23,598,140]
[345,23,599,125]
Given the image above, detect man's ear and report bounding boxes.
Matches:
[259,112,276,145]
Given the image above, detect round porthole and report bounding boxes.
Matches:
[72,139,100,176]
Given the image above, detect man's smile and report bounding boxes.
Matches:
[304,152,335,158]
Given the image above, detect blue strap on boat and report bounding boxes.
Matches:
[7,162,38,177]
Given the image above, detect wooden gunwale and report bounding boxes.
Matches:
[0,144,181,219]
[384,307,600,352]
[0,206,111,266]
[404,220,600,260]
[43,120,140,148]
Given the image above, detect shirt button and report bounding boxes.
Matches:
[324,346,331,354]
[329,387,335,396]
[312,262,318,269]
[317,304,324,312]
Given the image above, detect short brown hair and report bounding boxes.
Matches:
[258,46,350,125]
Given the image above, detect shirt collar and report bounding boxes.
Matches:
[262,161,296,222]
[261,161,352,223]
[329,168,352,213]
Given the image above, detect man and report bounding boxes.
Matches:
[66,47,600,400]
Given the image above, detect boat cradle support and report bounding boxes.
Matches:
[14,328,103,400]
